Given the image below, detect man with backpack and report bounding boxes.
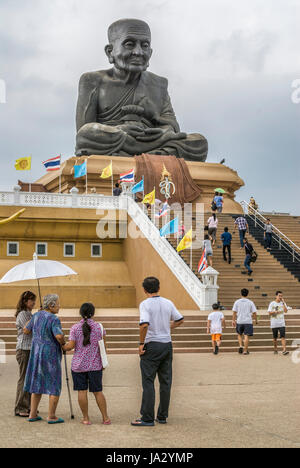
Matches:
[243,237,256,276]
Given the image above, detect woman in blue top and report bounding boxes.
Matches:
[24,294,66,424]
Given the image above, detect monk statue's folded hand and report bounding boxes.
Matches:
[136,127,168,142]
[117,124,145,138]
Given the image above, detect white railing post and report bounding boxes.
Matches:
[13,185,21,205]
[70,187,79,207]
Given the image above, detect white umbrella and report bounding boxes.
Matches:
[0,253,77,307]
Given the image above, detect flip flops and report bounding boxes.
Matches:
[28,416,43,422]
[131,419,154,427]
[103,419,112,425]
[47,418,65,425]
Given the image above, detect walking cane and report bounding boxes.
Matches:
[63,351,75,419]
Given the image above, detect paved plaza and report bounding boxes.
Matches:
[0,353,300,448]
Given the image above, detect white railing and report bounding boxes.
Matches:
[0,190,216,310]
[241,200,300,263]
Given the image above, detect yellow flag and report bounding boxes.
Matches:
[15,157,31,171]
[143,188,155,205]
[177,229,193,252]
[100,162,112,179]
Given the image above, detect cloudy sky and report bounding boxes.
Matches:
[0,0,299,213]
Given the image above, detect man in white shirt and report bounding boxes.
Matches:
[232,289,258,355]
[131,277,184,427]
[268,291,289,355]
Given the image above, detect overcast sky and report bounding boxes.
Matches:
[0,0,299,214]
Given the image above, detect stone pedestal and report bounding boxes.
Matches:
[36,155,244,213]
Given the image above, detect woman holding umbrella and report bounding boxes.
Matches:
[213,190,225,213]
[23,294,66,424]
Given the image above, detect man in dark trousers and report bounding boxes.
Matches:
[243,237,254,276]
[131,277,184,427]
[221,227,232,264]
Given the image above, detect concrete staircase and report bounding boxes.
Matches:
[246,215,300,281]
[168,214,300,310]
[266,215,300,246]
[1,311,300,355]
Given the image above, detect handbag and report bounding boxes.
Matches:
[211,201,217,211]
[250,251,258,263]
[98,323,109,369]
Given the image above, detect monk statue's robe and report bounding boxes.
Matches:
[76,69,208,161]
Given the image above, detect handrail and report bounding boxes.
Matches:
[0,190,211,309]
[240,200,300,263]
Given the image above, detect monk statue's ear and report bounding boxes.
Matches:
[105,44,114,64]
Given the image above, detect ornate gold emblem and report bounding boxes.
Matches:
[159,164,175,200]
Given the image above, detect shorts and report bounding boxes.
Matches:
[272,327,286,339]
[236,324,254,337]
[211,334,222,341]
[72,370,103,393]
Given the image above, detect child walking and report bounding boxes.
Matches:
[63,303,111,426]
[207,304,226,355]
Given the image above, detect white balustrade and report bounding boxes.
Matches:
[0,190,219,310]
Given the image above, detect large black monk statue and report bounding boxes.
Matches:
[76,19,208,161]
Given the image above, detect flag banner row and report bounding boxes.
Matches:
[100,162,113,179]
[74,160,87,179]
[43,156,61,172]
[155,202,170,219]
[132,178,144,194]
[15,157,31,171]
[177,229,193,252]
[198,248,208,272]
[120,169,134,182]
[143,188,155,205]
[159,217,179,237]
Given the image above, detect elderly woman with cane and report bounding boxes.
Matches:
[23,294,66,424]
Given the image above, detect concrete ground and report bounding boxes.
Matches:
[0,352,300,448]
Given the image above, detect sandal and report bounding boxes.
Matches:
[81,420,92,426]
[28,416,43,422]
[103,419,112,425]
[48,418,65,425]
[131,419,154,427]
[16,413,30,418]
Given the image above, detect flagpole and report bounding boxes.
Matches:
[59,154,62,194]
[190,225,193,270]
[111,160,113,196]
[85,158,88,194]
[29,154,32,193]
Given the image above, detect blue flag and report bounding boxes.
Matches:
[132,178,144,194]
[160,218,179,237]
[74,161,87,178]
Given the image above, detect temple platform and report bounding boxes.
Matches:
[36,155,245,214]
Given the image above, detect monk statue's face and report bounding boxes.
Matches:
[105,21,153,73]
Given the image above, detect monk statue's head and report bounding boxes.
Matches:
[105,19,153,73]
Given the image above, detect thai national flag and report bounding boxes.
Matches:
[155,202,170,219]
[120,169,134,182]
[198,248,208,273]
[43,156,61,172]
